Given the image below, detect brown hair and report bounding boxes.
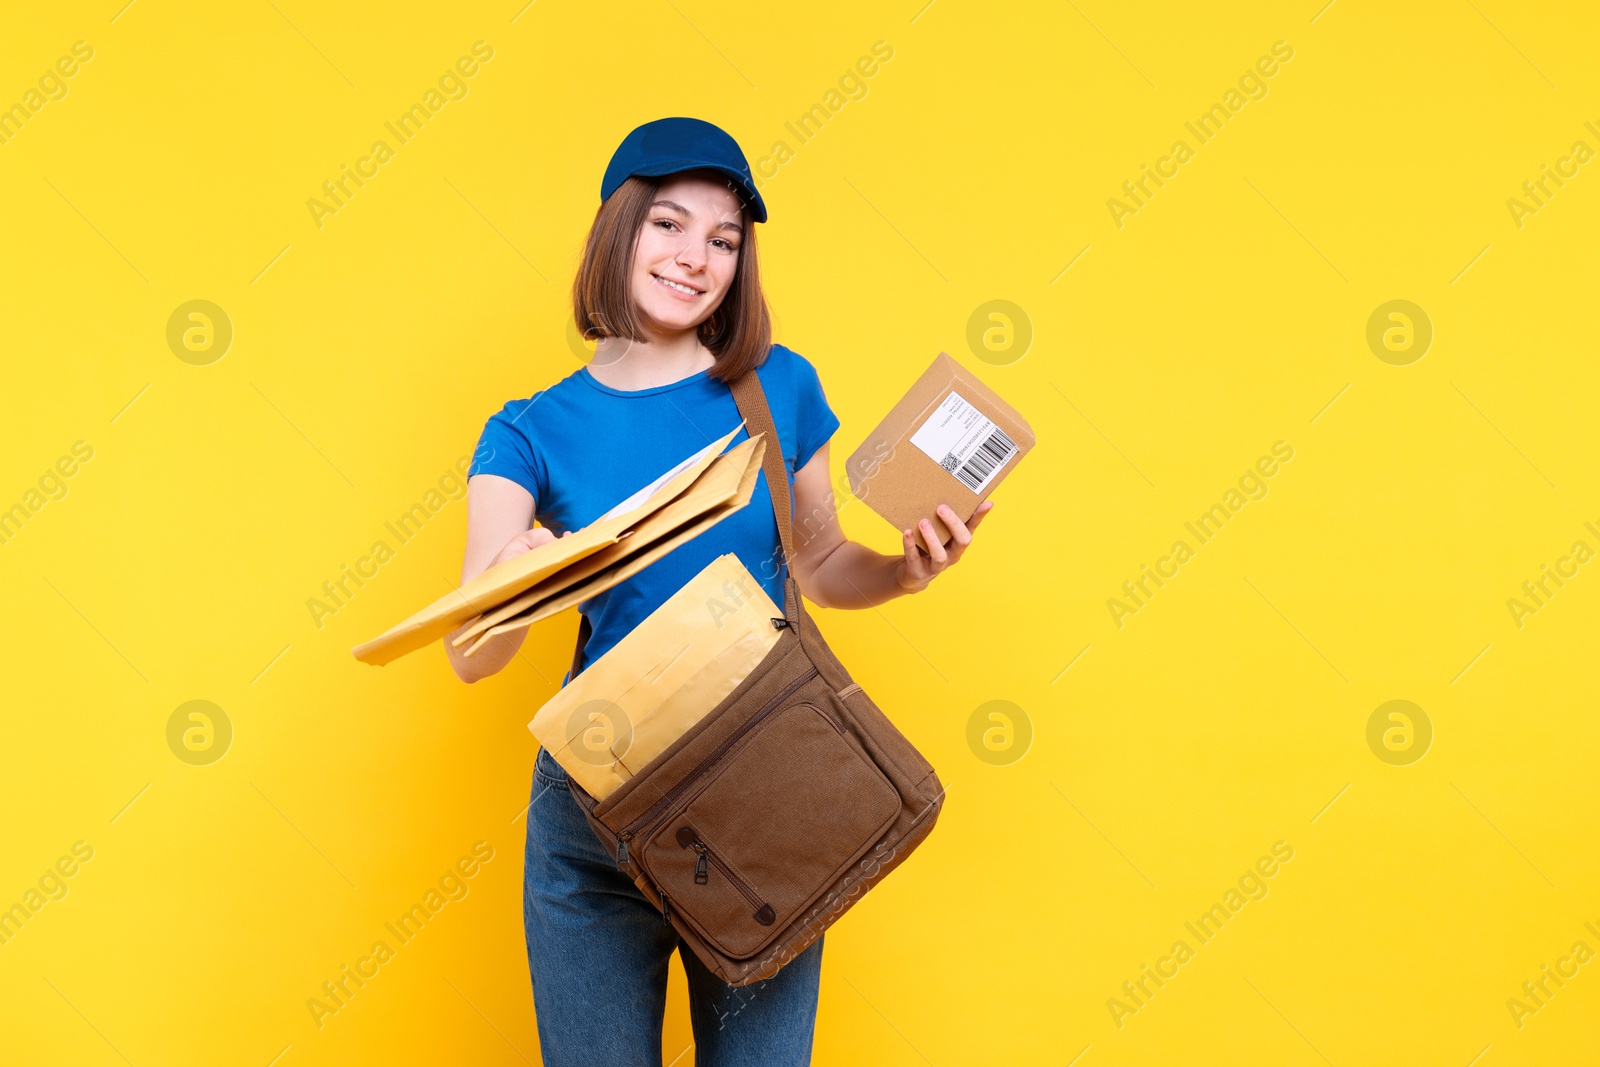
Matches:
[571,171,772,384]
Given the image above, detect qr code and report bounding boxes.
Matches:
[940,452,959,472]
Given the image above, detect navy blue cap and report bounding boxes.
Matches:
[601,117,767,224]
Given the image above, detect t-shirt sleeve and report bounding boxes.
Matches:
[467,396,547,503]
[789,350,840,473]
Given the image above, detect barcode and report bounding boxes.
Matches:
[954,428,1016,492]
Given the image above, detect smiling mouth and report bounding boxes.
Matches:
[652,273,705,298]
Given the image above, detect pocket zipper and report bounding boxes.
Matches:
[677,825,776,926]
[615,664,820,862]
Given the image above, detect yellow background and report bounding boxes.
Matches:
[2,0,1596,1063]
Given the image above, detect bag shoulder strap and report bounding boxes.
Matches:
[569,612,591,685]
[728,364,795,566]
[567,356,792,684]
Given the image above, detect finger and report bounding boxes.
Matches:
[935,504,973,546]
[918,518,949,564]
[966,499,995,533]
[902,528,929,576]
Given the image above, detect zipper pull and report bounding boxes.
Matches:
[616,832,631,868]
[660,890,671,926]
[693,843,709,884]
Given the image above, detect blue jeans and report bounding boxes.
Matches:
[524,745,825,1066]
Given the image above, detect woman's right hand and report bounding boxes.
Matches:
[488,526,571,569]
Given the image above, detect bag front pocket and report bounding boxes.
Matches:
[638,701,901,960]
[676,825,777,927]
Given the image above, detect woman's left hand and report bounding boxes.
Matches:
[895,500,995,593]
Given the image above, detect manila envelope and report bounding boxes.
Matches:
[352,421,749,666]
[454,432,766,655]
[845,351,1035,553]
[530,553,782,801]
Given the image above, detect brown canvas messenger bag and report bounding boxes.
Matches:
[557,363,947,987]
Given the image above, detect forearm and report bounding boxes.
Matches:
[444,616,528,682]
[802,540,923,609]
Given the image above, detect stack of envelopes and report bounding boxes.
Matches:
[351,422,767,666]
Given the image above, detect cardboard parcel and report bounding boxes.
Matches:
[529,552,783,801]
[351,423,767,666]
[844,351,1035,553]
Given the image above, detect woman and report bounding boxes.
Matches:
[444,117,993,1067]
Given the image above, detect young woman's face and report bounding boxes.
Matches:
[629,172,745,338]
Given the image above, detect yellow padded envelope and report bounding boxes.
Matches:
[351,422,755,666]
[457,432,767,656]
[530,553,783,801]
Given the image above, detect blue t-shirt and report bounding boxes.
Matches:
[468,343,840,685]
